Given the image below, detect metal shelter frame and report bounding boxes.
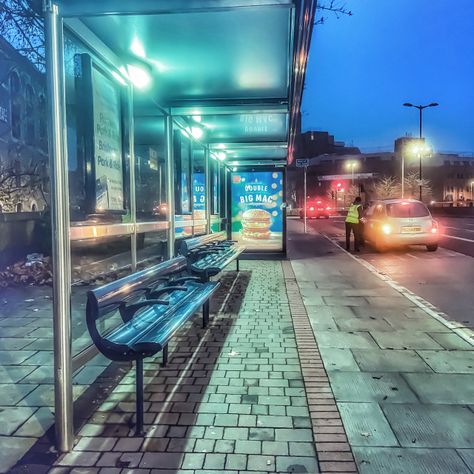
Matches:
[43,0,316,451]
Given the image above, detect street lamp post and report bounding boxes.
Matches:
[345,161,359,197]
[471,181,474,201]
[403,102,438,201]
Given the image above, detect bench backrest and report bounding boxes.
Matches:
[178,231,227,256]
[87,256,187,321]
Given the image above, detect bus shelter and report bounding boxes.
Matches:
[44,0,315,451]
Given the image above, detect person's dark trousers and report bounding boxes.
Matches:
[345,222,361,251]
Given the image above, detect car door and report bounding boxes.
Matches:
[362,204,376,241]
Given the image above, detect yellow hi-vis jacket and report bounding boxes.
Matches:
[345,204,361,224]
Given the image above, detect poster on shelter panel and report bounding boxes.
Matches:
[91,64,124,211]
[231,171,283,251]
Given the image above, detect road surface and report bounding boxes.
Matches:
[300,215,474,329]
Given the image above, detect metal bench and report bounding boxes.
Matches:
[179,231,245,280]
[86,256,220,435]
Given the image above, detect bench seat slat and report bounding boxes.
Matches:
[105,282,215,350]
[192,246,245,274]
[131,281,219,353]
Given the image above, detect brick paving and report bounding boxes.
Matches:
[30,261,321,473]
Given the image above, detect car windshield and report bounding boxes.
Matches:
[386,202,430,218]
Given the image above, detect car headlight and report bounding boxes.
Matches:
[381,224,392,235]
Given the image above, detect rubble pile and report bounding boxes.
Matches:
[0,253,53,287]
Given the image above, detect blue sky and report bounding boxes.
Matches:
[301,0,474,153]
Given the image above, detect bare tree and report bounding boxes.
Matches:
[403,171,433,202]
[315,1,353,25]
[0,160,48,212]
[0,0,44,70]
[373,176,400,200]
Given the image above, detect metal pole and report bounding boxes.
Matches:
[401,153,405,198]
[44,0,74,452]
[205,147,211,233]
[418,106,423,201]
[128,86,137,271]
[165,114,175,258]
[419,106,423,139]
[303,166,307,233]
[419,152,422,201]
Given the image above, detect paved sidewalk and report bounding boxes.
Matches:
[17,261,320,474]
[6,220,474,473]
[287,219,474,474]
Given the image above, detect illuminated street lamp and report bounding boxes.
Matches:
[346,161,358,184]
[403,102,438,201]
[409,142,432,201]
[403,102,439,139]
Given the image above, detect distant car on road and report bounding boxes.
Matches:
[300,200,332,219]
[361,199,439,252]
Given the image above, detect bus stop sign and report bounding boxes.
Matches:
[296,159,309,168]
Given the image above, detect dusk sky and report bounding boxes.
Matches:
[301,0,474,154]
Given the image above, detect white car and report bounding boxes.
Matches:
[361,199,439,252]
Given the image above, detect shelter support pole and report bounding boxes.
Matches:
[44,0,74,452]
[205,148,211,233]
[165,115,175,258]
[303,166,307,234]
[128,86,137,271]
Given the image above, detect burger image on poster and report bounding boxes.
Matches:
[241,208,272,240]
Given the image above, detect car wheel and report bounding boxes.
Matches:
[374,236,385,253]
[426,244,438,252]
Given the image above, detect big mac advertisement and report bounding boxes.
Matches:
[231,171,283,251]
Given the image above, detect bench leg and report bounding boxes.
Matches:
[203,300,210,328]
[236,258,240,272]
[135,357,145,436]
[162,344,168,367]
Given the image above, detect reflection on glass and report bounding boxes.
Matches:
[174,128,193,239]
[134,115,167,222]
[193,143,206,235]
[71,235,132,355]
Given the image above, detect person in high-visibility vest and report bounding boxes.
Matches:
[345,196,363,252]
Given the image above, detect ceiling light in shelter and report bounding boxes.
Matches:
[126,57,152,90]
[130,36,146,58]
[191,127,204,140]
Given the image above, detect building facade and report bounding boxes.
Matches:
[0,36,49,213]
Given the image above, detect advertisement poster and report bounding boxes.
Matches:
[91,65,124,211]
[231,171,283,251]
[193,173,206,212]
[193,173,206,233]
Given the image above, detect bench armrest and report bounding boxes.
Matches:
[120,299,169,322]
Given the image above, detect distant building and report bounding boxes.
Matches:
[288,131,474,207]
[0,36,48,213]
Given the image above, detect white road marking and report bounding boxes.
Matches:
[444,226,474,233]
[406,253,419,260]
[321,233,474,347]
[442,234,474,243]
